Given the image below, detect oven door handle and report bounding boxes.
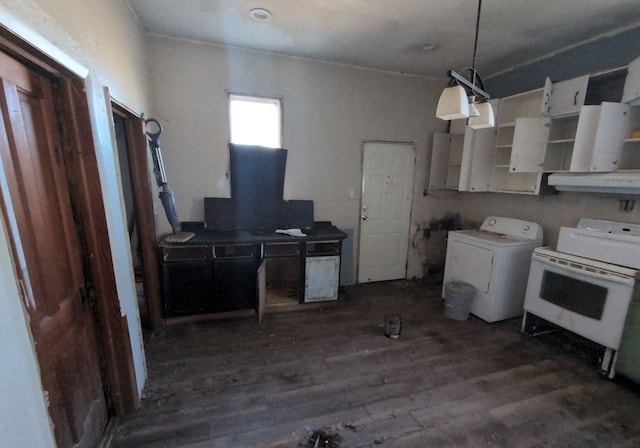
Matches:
[533,254,636,286]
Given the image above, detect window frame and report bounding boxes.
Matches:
[227,92,284,148]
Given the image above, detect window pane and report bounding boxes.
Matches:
[229,95,281,148]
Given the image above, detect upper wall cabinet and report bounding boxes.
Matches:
[541,68,628,173]
[429,58,640,195]
[491,90,548,194]
[429,112,497,192]
[428,119,467,191]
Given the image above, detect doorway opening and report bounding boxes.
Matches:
[111,103,163,330]
[113,111,148,327]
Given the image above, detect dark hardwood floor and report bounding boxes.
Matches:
[109,280,640,447]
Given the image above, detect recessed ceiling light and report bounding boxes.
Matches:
[421,43,439,51]
[250,8,272,21]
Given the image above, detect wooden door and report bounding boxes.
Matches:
[358,142,415,283]
[0,51,107,447]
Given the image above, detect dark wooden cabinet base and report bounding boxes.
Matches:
[159,226,346,320]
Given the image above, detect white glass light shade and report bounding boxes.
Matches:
[436,85,469,120]
[468,102,495,129]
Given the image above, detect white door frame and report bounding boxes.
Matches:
[357,140,416,284]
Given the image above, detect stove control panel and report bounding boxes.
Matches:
[578,218,640,237]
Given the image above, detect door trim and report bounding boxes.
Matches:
[0,27,139,415]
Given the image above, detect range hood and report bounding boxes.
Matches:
[548,172,640,195]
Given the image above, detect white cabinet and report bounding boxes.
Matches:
[542,75,589,117]
[543,114,578,171]
[541,69,628,173]
[428,64,636,195]
[571,102,629,172]
[428,116,495,192]
[619,105,640,170]
[491,89,547,194]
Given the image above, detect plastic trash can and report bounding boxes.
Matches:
[444,281,475,321]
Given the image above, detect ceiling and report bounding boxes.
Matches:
[127,0,640,80]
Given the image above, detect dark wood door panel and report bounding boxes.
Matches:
[0,50,107,448]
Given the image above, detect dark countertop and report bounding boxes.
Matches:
[160,225,347,247]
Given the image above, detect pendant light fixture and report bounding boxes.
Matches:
[436,0,494,129]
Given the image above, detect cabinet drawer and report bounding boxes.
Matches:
[163,245,208,262]
[213,244,256,259]
[264,242,301,257]
[307,240,340,256]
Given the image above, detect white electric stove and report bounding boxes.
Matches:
[523,218,640,377]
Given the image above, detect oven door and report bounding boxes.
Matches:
[523,250,635,350]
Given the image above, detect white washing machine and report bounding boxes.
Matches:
[442,216,543,323]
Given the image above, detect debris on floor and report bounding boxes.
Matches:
[302,429,341,447]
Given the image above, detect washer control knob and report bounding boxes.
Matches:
[488,218,497,226]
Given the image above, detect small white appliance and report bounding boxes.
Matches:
[442,216,543,323]
[522,218,640,378]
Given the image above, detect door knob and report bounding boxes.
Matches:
[362,215,369,221]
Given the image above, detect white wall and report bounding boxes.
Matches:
[0,1,149,446]
[145,36,446,280]
[426,190,640,245]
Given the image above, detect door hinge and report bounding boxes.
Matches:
[17,278,30,308]
[79,284,96,307]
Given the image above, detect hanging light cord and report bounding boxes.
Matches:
[471,0,482,86]
[472,0,482,70]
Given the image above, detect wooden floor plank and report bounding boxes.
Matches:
[110,279,640,448]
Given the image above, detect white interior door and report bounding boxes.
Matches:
[358,142,415,283]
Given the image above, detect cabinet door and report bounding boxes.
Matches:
[428,132,450,189]
[509,117,550,172]
[162,261,214,316]
[305,256,340,302]
[589,102,630,172]
[458,127,474,191]
[467,126,497,191]
[212,258,258,312]
[542,75,589,117]
[446,133,464,189]
[571,102,629,172]
[570,106,600,172]
[622,55,640,105]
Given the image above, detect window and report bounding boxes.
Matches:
[228,93,282,148]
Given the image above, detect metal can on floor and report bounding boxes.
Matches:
[384,314,402,339]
